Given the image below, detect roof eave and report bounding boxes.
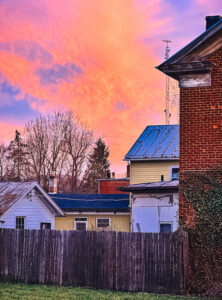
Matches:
[157,61,214,79]
[118,186,178,193]
[60,208,130,213]
[124,157,179,162]
[156,19,222,71]
[35,183,64,217]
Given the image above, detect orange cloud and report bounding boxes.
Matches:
[0,0,179,175]
[0,121,23,143]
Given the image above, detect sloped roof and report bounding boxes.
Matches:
[156,17,222,79]
[50,193,130,212]
[124,125,179,161]
[0,181,64,216]
[118,180,179,193]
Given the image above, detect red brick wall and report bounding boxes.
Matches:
[99,180,130,194]
[179,47,222,222]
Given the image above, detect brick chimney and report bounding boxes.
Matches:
[127,164,130,178]
[49,171,57,193]
[206,15,221,30]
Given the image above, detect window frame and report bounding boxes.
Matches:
[159,222,173,233]
[74,217,88,231]
[169,165,179,181]
[16,216,26,229]
[96,217,110,229]
[40,222,51,229]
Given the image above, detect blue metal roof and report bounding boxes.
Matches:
[50,193,130,212]
[124,125,179,161]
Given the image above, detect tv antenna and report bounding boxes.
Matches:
[163,40,171,125]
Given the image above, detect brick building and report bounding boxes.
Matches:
[157,16,222,223]
[97,178,130,194]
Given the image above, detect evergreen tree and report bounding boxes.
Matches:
[6,130,30,181]
[83,138,110,193]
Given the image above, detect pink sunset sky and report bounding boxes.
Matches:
[0,0,220,176]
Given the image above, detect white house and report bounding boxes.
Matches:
[0,181,64,229]
[119,180,179,232]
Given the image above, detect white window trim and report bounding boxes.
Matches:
[15,216,26,229]
[96,217,111,228]
[74,217,88,230]
[169,165,179,180]
[159,221,173,233]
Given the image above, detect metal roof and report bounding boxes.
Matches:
[0,181,64,216]
[118,180,179,193]
[124,125,179,161]
[50,193,130,212]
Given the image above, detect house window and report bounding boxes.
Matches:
[160,223,172,233]
[97,218,110,228]
[40,222,51,229]
[16,217,25,229]
[74,217,87,231]
[170,165,179,180]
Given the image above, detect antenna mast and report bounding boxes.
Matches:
[163,40,171,125]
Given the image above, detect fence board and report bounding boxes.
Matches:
[0,229,188,293]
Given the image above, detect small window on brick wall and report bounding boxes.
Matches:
[97,218,110,228]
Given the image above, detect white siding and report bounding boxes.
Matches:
[132,193,178,233]
[0,189,55,229]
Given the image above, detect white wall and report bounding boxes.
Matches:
[0,188,55,229]
[132,193,178,233]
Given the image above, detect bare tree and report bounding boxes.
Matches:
[24,111,93,192]
[64,117,93,192]
[25,116,50,188]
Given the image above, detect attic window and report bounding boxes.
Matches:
[16,217,25,229]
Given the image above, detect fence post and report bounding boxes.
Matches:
[183,231,189,290]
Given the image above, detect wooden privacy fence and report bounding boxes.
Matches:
[0,229,188,293]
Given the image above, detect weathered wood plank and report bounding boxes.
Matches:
[0,229,188,293]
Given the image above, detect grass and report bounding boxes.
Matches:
[0,283,218,300]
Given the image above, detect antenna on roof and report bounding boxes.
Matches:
[163,40,171,125]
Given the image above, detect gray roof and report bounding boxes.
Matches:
[118,180,179,193]
[0,181,64,216]
[124,125,179,161]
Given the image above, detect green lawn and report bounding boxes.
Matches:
[0,283,217,300]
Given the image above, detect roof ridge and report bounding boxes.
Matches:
[157,18,222,68]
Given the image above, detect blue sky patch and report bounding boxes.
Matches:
[0,40,53,64]
[35,62,83,85]
[0,80,43,122]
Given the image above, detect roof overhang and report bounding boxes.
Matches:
[124,157,179,162]
[158,61,214,81]
[118,181,179,193]
[34,183,64,217]
[60,208,130,213]
[65,211,130,215]
[156,18,222,88]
